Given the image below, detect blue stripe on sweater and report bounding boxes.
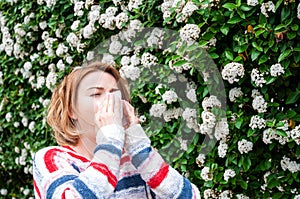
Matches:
[178,178,193,199]
[73,178,98,199]
[131,147,152,168]
[94,144,122,158]
[115,174,145,191]
[46,175,77,199]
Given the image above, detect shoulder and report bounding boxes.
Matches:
[33,146,78,174]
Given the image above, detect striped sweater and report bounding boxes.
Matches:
[33,124,201,199]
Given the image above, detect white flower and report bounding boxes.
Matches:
[162,90,178,104]
[238,139,253,154]
[222,62,245,84]
[141,52,158,68]
[201,111,216,129]
[270,63,284,77]
[297,3,300,19]
[224,169,236,181]
[56,43,68,57]
[263,128,276,144]
[65,55,73,64]
[247,0,258,6]
[179,24,201,45]
[218,141,228,158]
[71,20,81,30]
[176,1,198,23]
[202,95,221,111]
[29,121,35,132]
[229,87,243,102]
[261,1,275,18]
[149,103,167,117]
[128,0,143,11]
[290,125,300,145]
[249,115,266,129]
[74,1,85,16]
[214,118,229,141]
[66,33,79,48]
[252,95,267,113]
[57,59,65,71]
[83,24,94,39]
[101,53,115,65]
[236,194,250,199]
[163,107,182,122]
[109,40,122,54]
[115,12,128,29]
[5,112,12,122]
[201,166,213,181]
[280,156,300,173]
[196,153,206,167]
[45,0,56,8]
[119,65,141,81]
[0,189,7,196]
[22,117,28,127]
[46,71,57,90]
[186,88,197,103]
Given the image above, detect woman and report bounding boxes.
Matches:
[33,61,200,199]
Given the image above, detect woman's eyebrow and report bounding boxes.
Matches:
[87,86,105,91]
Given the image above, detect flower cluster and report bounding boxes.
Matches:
[280,156,300,173]
[261,1,275,17]
[249,115,266,129]
[238,139,253,154]
[270,63,285,77]
[201,166,213,181]
[222,62,245,84]
[251,68,266,87]
[179,24,201,46]
[252,95,267,113]
[247,0,259,6]
[161,0,198,23]
[229,87,243,102]
[223,169,236,181]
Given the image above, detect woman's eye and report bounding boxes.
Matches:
[91,93,102,97]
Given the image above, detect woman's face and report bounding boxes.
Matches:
[74,70,119,137]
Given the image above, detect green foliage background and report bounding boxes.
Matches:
[0,0,300,198]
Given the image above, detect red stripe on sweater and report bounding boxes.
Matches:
[44,148,64,173]
[63,146,90,162]
[147,162,169,189]
[120,155,130,165]
[33,180,41,198]
[90,162,118,188]
[62,188,70,199]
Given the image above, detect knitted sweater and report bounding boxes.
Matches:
[33,124,201,199]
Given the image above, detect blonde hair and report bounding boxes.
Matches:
[47,62,130,146]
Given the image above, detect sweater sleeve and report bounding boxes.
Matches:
[33,124,124,199]
[124,124,201,199]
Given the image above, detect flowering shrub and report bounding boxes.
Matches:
[0,0,300,198]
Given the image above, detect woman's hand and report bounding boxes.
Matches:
[95,93,122,128]
[122,100,139,129]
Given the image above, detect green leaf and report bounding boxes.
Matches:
[222,3,237,10]
[243,156,251,171]
[286,110,297,118]
[250,48,260,61]
[278,49,291,62]
[276,129,287,137]
[286,92,299,104]
[267,176,280,189]
[275,0,283,11]
[252,42,263,52]
[220,25,230,35]
[228,16,242,24]
[281,6,290,23]
[240,4,252,11]
[240,180,248,190]
[287,32,296,40]
[225,50,234,60]
[235,117,243,129]
[259,54,269,64]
